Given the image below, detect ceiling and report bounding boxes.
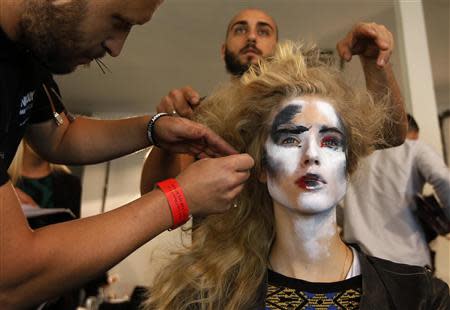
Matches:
[55,0,448,116]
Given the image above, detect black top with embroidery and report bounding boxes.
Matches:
[0,28,64,186]
[265,269,362,310]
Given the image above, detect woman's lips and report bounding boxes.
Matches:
[296,173,327,191]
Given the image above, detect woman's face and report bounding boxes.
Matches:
[264,96,347,214]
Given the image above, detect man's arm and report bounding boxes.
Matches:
[0,152,254,308]
[26,108,233,165]
[26,113,151,165]
[140,86,202,194]
[140,147,194,194]
[337,22,407,148]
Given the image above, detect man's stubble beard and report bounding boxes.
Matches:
[224,47,252,77]
[17,0,88,74]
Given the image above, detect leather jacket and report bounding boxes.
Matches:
[254,249,450,309]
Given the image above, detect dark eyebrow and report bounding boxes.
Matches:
[319,125,344,136]
[230,21,249,29]
[275,125,309,135]
[256,22,275,31]
[230,20,274,32]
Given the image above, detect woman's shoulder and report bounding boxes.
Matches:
[365,253,429,275]
[358,250,449,309]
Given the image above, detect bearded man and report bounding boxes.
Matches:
[0,1,254,308]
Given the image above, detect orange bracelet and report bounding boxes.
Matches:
[157,179,190,230]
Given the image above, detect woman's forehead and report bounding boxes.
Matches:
[272,96,340,128]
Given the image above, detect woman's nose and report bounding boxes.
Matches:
[302,138,321,167]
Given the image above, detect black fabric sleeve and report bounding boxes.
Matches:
[30,74,65,124]
[0,157,9,186]
[430,276,450,310]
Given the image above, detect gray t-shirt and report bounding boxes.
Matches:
[343,139,450,267]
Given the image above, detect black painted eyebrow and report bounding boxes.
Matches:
[275,125,309,135]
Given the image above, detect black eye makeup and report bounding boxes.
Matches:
[320,135,344,150]
[319,126,346,151]
[273,126,309,146]
[281,136,301,146]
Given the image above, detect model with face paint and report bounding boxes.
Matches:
[145,42,449,310]
[0,1,254,307]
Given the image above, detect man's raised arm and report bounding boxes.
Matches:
[337,22,407,148]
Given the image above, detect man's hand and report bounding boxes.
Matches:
[176,154,254,216]
[153,116,237,158]
[157,86,201,119]
[336,22,394,68]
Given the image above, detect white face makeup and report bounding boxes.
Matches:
[265,96,347,214]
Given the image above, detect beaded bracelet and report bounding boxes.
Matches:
[147,112,169,146]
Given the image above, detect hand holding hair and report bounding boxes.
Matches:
[176,153,254,216]
[152,115,237,158]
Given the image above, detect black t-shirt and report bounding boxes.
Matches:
[0,28,65,186]
[265,269,362,309]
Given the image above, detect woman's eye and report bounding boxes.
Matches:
[321,136,341,149]
[281,137,300,146]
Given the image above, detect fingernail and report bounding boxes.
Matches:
[378,58,385,66]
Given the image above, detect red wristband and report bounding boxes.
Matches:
[157,179,190,230]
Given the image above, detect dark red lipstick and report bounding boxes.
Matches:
[296,173,327,190]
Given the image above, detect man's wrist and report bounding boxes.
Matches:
[147,113,169,146]
[156,178,190,230]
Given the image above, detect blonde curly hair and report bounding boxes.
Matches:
[145,41,393,310]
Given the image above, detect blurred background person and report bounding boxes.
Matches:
[343,114,450,268]
[9,139,82,218]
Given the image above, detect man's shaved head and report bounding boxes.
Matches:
[226,8,278,40]
[222,8,278,77]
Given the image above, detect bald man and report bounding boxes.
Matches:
[140,8,407,194]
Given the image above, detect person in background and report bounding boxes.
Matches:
[145,42,449,310]
[9,139,82,217]
[343,114,450,267]
[140,8,407,194]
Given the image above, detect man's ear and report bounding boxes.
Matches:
[221,44,226,61]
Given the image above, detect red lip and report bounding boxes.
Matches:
[296,173,327,190]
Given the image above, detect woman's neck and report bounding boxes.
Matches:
[269,203,351,282]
